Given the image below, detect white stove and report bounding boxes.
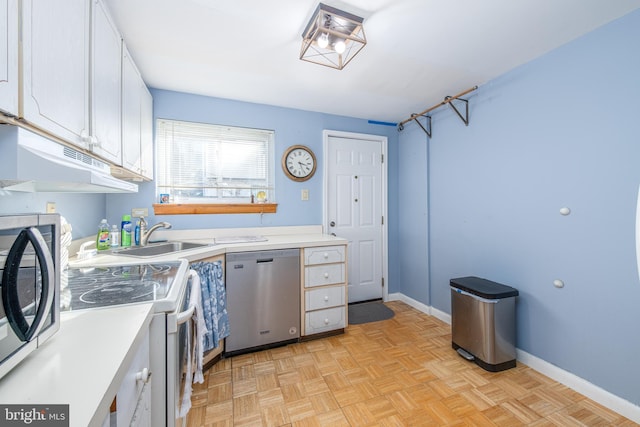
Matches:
[63,259,192,427]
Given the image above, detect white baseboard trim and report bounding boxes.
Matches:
[516,349,640,423]
[386,292,640,423]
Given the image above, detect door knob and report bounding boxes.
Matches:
[330,221,335,227]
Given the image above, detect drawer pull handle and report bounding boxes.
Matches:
[324,318,329,324]
[324,296,329,301]
[324,272,329,278]
[323,252,329,258]
[136,368,152,384]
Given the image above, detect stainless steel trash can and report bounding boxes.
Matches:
[450,276,518,372]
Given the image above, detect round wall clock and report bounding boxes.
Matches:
[281,145,317,182]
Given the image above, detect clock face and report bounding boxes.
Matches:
[282,145,316,181]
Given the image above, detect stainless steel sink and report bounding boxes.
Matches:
[113,241,210,257]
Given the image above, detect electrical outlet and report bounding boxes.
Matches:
[301,189,309,201]
[131,208,149,217]
[46,202,56,213]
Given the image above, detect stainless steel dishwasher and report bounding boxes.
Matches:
[225,249,300,355]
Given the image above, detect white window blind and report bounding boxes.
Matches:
[156,119,275,203]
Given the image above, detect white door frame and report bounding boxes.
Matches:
[322,129,389,302]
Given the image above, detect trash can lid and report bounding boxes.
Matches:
[450,276,519,299]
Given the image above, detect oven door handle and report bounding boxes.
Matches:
[176,306,195,325]
[1,227,55,341]
[176,269,199,325]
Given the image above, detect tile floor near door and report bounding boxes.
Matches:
[186,301,638,426]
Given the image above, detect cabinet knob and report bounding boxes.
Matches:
[324,318,329,324]
[323,252,329,258]
[136,368,152,383]
[324,272,329,278]
[324,296,329,301]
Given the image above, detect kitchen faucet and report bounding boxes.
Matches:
[139,217,172,246]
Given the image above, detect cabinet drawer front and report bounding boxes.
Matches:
[116,331,150,427]
[305,285,345,311]
[305,264,345,288]
[304,245,345,265]
[305,307,345,335]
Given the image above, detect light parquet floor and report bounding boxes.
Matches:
[186,300,638,426]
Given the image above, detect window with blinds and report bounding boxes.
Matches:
[156,119,275,203]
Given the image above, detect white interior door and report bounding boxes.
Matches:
[324,130,386,303]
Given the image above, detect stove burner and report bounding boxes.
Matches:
[79,280,160,305]
[65,261,184,311]
[110,263,174,278]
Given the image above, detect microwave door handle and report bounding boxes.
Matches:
[26,227,55,339]
[1,227,55,341]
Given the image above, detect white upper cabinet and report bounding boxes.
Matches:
[90,0,122,165]
[21,0,91,148]
[0,0,18,116]
[140,87,153,180]
[2,0,152,179]
[122,45,143,176]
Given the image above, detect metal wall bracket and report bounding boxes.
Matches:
[407,114,432,138]
[397,85,478,137]
[446,96,470,126]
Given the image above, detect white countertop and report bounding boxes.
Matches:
[0,304,154,427]
[69,225,347,268]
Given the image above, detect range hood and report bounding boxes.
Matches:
[0,125,138,193]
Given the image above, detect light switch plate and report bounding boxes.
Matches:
[46,202,56,213]
[301,189,309,201]
[131,208,149,217]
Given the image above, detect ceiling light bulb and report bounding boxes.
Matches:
[334,40,346,54]
[317,33,329,49]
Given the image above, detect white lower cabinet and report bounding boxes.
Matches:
[116,330,151,426]
[302,245,347,336]
[305,306,346,335]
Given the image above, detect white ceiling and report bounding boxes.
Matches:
[104,0,640,123]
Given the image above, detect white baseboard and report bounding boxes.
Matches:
[516,349,640,423]
[385,292,640,423]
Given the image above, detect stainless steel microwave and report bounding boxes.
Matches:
[0,214,60,379]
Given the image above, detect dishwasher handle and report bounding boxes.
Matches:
[256,258,274,263]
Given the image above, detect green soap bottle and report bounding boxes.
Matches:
[121,214,132,247]
[96,219,110,251]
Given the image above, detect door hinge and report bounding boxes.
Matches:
[381,277,385,288]
[381,216,384,225]
[381,154,384,163]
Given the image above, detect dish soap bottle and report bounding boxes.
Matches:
[96,219,110,251]
[121,214,132,247]
[110,224,120,248]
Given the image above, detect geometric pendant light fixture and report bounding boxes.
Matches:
[300,3,366,70]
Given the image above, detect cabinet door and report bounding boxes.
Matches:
[122,45,142,174]
[21,0,90,148]
[90,0,122,165]
[0,0,18,116]
[139,85,153,179]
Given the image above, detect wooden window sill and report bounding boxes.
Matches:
[152,203,277,215]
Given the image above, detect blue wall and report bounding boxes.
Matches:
[0,191,105,238]
[3,6,638,410]
[107,90,399,233]
[399,10,640,405]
